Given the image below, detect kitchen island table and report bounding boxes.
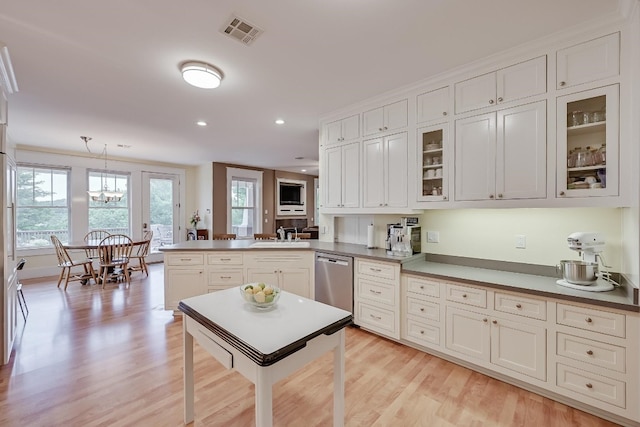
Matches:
[179,288,352,426]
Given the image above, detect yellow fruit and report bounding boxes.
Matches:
[254,291,266,303]
[264,286,273,295]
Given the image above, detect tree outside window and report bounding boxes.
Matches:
[88,170,130,235]
[16,165,70,248]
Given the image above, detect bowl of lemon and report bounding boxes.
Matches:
[240,283,281,309]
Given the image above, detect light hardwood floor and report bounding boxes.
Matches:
[0,264,618,427]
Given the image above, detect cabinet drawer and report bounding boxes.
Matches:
[208,269,244,286]
[357,278,395,307]
[186,317,233,369]
[406,296,439,322]
[406,276,440,298]
[557,304,625,338]
[557,333,626,373]
[494,292,546,320]
[166,253,204,266]
[406,319,440,347]
[357,259,398,282]
[356,301,397,338]
[445,283,487,308]
[556,364,625,408]
[207,252,243,265]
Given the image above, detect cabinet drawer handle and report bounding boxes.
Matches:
[483,318,488,323]
[370,268,382,272]
[369,289,382,295]
[220,258,231,261]
[585,383,593,389]
[220,276,231,279]
[559,81,566,87]
[585,317,593,323]
[515,304,522,309]
[369,314,382,321]
[180,258,192,262]
[586,350,594,356]
[492,320,497,325]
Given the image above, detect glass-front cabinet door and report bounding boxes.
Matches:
[417,124,449,202]
[556,84,618,198]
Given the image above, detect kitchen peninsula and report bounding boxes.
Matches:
[161,241,639,426]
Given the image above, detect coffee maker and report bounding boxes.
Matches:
[386,217,421,255]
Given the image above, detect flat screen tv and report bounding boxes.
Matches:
[279,182,304,205]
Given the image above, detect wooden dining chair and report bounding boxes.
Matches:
[212,233,236,240]
[254,233,277,240]
[97,234,133,288]
[83,230,110,277]
[51,235,97,290]
[130,231,153,277]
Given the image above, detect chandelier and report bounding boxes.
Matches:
[82,136,125,203]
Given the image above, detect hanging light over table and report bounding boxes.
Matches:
[83,136,125,203]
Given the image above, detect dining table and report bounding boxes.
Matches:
[179,288,353,426]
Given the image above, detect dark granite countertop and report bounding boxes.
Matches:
[160,240,639,313]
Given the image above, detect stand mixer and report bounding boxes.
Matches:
[556,232,618,292]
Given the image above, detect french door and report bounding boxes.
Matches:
[141,172,179,262]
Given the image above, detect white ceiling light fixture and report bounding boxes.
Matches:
[83,136,125,204]
[196,120,207,126]
[275,119,285,125]
[180,61,223,89]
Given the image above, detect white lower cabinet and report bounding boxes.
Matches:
[354,258,400,339]
[164,250,313,310]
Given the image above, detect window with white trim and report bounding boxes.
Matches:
[227,167,262,238]
[87,170,131,235]
[16,165,70,248]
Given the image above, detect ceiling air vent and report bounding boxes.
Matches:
[221,15,263,46]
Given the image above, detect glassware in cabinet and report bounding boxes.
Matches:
[418,124,448,201]
[557,85,618,197]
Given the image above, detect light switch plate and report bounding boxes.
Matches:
[427,231,440,243]
[515,235,526,249]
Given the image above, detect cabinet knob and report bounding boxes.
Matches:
[483,318,488,323]
[497,97,503,102]
[419,285,424,289]
[462,294,467,298]
[443,111,447,116]
[559,191,565,196]
[560,81,566,87]
[586,350,594,356]
[489,194,495,199]
[379,128,383,131]
[420,307,425,312]
[585,317,593,323]
[497,194,503,199]
[585,383,593,389]
[442,196,447,200]
[516,303,522,309]
[383,126,388,130]
[489,99,495,104]
[492,320,497,324]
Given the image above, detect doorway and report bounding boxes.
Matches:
[142,172,179,262]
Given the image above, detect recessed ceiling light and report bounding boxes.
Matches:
[301,169,307,172]
[196,121,207,126]
[275,119,285,125]
[181,61,223,89]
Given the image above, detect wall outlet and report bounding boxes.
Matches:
[515,234,526,249]
[427,231,440,243]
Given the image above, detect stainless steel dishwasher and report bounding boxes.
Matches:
[315,252,353,313]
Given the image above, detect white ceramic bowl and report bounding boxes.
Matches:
[239,283,281,308]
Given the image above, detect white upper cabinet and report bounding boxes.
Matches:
[455,101,546,201]
[417,86,450,124]
[556,33,619,90]
[324,114,360,146]
[455,56,547,114]
[323,142,360,209]
[363,99,408,137]
[362,132,408,208]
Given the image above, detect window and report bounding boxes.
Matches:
[227,167,262,238]
[88,170,130,235]
[16,165,70,248]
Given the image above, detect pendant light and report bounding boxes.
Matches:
[83,136,125,203]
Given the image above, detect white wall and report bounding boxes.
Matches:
[422,207,623,269]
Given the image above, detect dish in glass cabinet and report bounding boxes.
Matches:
[240,283,281,309]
